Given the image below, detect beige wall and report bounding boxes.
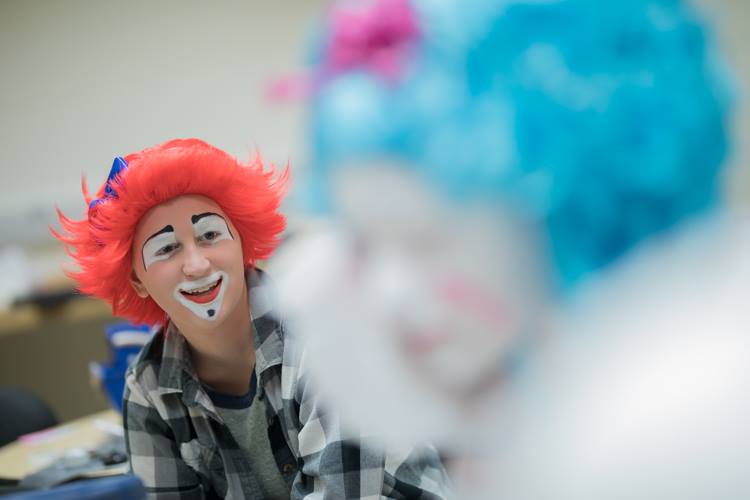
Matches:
[0,0,327,247]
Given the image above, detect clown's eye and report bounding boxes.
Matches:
[193,214,232,244]
[199,231,221,242]
[156,244,178,256]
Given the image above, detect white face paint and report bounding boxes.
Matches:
[172,270,229,321]
[142,227,178,270]
[171,214,234,321]
[133,197,246,329]
[192,213,233,246]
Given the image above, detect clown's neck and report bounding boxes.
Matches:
[180,285,256,396]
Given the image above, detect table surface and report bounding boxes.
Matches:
[0,408,125,479]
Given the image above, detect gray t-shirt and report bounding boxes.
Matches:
[207,372,290,500]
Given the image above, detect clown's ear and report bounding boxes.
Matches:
[130,270,149,299]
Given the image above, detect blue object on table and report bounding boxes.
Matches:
[3,474,145,499]
[90,323,153,413]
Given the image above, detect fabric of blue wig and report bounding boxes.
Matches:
[309,0,734,289]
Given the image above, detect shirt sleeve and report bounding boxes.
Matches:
[288,349,453,499]
[123,368,207,500]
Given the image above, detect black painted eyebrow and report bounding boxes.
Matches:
[191,212,222,224]
[191,212,233,239]
[141,225,175,271]
[144,225,174,244]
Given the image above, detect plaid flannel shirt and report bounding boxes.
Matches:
[123,267,451,499]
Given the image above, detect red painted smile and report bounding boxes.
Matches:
[180,277,222,304]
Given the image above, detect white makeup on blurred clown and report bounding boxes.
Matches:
[331,163,548,393]
[272,161,548,444]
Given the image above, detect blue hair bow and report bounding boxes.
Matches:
[89,156,128,209]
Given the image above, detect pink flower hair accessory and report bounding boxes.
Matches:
[323,0,421,81]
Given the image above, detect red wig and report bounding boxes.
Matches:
[53,138,288,325]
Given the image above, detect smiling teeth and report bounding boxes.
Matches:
[183,281,218,294]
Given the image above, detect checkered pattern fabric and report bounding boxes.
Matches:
[123,267,451,499]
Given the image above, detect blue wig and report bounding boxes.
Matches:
[310,0,733,288]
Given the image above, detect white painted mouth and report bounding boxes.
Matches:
[173,271,229,321]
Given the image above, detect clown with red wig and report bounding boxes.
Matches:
[54,138,450,499]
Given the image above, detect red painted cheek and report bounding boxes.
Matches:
[436,276,511,330]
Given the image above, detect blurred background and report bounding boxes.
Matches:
[0,0,746,424]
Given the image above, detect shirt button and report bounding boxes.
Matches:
[282,463,294,473]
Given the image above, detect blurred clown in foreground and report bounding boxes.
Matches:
[271,0,748,497]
